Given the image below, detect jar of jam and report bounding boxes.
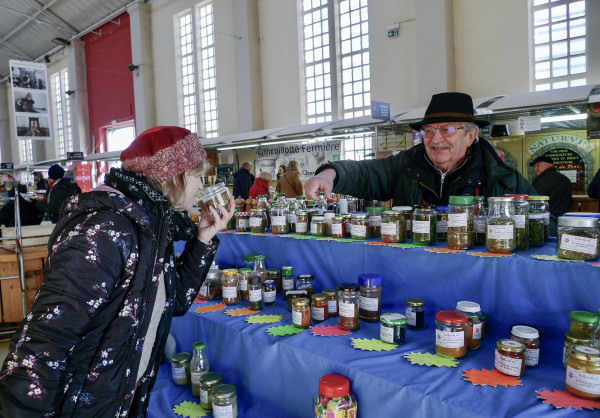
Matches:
[212,384,238,418]
[281,266,294,295]
[311,215,327,237]
[435,310,467,358]
[249,209,268,233]
[381,210,406,243]
[331,216,346,238]
[358,273,382,322]
[295,210,309,235]
[292,298,311,328]
[495,339,526,377]
[564,334,594,366]
[201,182,231,213]
[262,279,276,307]
[406,298,425,330]
[367,207,384,237]
[235,211,251,232]
[238,268,251,301]
[337,283,360,331]
[435,206,448,241]
[412,205,436,246]
[380,313,407,344]
[266,269,282,293]
[510,325,540,367]
[447,196,475,250]
[455,301,482,350]
[350,213,370,240]
[567,310,599,339]
[199,371,223,410]
[313,374,357,418]
[286,289,308,311]
[557,217,600,261]
[296,274,314,298]
[248,276,262,311]
[221,269,239,305]
[311,293,328,323]
[322,289,338,318]
[565,345,600,399]
[171,352,192,385]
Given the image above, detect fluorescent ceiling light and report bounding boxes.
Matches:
[259,139,300,146]
[540,114,587,123]
[216,143,259,151]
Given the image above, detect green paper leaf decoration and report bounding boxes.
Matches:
[335,238,367,242]
[172,401,210,417]
[351,338,398,351]
[293,235,315,239]
[316,237,338,241]
[391,243,423,248]
[266,324,306,336]
[404,352,459,367]
[245,314,284,324]
[531,254,583,262]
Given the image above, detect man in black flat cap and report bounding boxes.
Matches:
[40,164,80,223]
[304,92,536,206]
[530,156,572,218]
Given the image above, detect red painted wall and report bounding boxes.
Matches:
[83,13,134,154]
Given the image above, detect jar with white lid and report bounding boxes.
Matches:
[510,325,540,367]
[557,216,600,260]
[455,301,482,350]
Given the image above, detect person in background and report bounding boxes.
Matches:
[588,168,600,199]
[249,171,272,199]
[276,160,304,198]
[530,155,572,218]
[39,164,80,223]
[0,184,43,227]
[305,92,536,206]
[0,126,233,416]
[276,164,286,181]
[34,172,48,191]
[232,161,253,200]
[495,148,506,163]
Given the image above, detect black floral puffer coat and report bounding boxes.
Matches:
[0,169,217,417]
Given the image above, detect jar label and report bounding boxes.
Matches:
[359,296,379,311]
[566,365,600,394]
[339,301,355,317]
[487,224,514,239]
[448,213,467,228]
[529,213,545,220]
[370,215,382,226]
[351,224,367,236]
[272,216,286,226]
[406,309,416,326]
[525,348,539,366]
[514,214,526,229]
[222,286,238,298]
[200,389,209,404]
[239,278,248,291]
[172,366,186,380]
[238,219,249,228]
[292,310,303,325]
[191,371,204,385]
[312,306,325,321]
[380,323,395,343]
[472,323,482,340]
[249,289,262,302]
[495,350,523,376]
[249,217,262,227]
[296,222,308,233]
[287,214,297,224]
[332,223,344,235]
[436,220,448,233]
[282,278,294,291]
[474,219,487,233]
[310,223,318,234]
[435,329,464,348]
[212,404,233,418]
[199,284,208,298]
[327,299,337,314]
[381,222,397,235]
[412,220,430,234]
[263,290,276,303]
[560,234,598,255]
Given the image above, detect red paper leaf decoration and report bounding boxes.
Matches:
[310,325,352,337]
[536,389,600,410]
[462,368,522,387]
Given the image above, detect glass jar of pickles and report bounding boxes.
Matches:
[528,195,550,244]
[510,325,540,367]
[221,269,239,305]
[447,196,474,250]
[358,273,382,323]
[322,289,338,318]
[171,352,192,385]
[565,345,600,399]
[495,339,526,377]
[557,217,600,261]
[212,384,238,418]
[412,205,436,246]
[435,206,448,241]
[235,211,251,232]
[486,197,516,253]
[435,310,467,358]
[311,293,328,323]
[249,209,268,233]
[331,216,346,238]
[296,274,314,298]
[367,207,384,237]
[455,301,482,350]
[292,297,311,328]
[566,310,599,340]
[350,213,369,240]
[310,215,327,237]
[504,194,529,251]
[270,203,288,234]
[337,283,360,331]
[295,210,309,235]
[201,183,231,212]
[473,197,487,246]
[381,210,406,243]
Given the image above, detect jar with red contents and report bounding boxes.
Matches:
[313,374,357,418]
[435,310,468,358]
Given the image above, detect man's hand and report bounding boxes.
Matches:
[304,168,336,200]
[197,200,235,244]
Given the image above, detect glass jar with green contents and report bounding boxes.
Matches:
[270,203,288,234]
[435,206,448,241]
[393,206,413,239]
[367,207,385,237]
[249,209,268,233]
[447,196,475,250]
[235,211,251,232]
[310,215,327,237]
[567,310,599,340]
[486,197,516,253]
[412,205,436,246]
[171,352,192,385]
[212,384,238,418]
[199,371,223,410]
[528,196,550,244]
[557,217,600,260]
[504,194,529,251]
[295,210,308,235]
[473,197,487,246]
[200,183,231,213]
[381,210,406,243]
[350,213,370,240]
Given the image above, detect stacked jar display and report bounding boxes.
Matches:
[412,205,436,246]
[528,195,550,246]
[486,197,516,253]
[504,194,529,251]
[557,216,600,260]
[473,196,487,246]
[447,196,474,250]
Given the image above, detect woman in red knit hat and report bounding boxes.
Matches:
[0,126,234,416]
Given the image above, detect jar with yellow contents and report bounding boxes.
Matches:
[565,345,600,399]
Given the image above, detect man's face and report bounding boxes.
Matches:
[423,123,477,172]
[244,163,252,171]
[533,162,551,176]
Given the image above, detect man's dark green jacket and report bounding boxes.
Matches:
[316,138,537,206]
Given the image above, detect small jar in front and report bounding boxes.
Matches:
[358,273,382,322]
[199,371,223,410]
[381,210,406,243]
[473,197,487,246]
[248,276,262,311]
[292,297,311,328]
[486,197,516,253]
[447,196,475,250]
[405,298,425,330]
[412,205,437,246]
[504,194,529,251]
[367,207,384,237]
[235,211,251,232]
[435,206,448,241]
[238,268,251,301]
[296,274,314,298]
[221,269,239,305]
[435,310,468,358]
[557,216,600,261]
[528,195,550,243]
[495,339,526,377]
[322,289,338,318]
[270,203,289,234]
[331,216,346,238]
[565,345,600,399]
[266,269,282,293]
[310,215,327,237]
[510,325,540,367]
[262,279,276,306]
[311,293,328,323]
[456,301,482,350]
[249,209,268,233]
[337,283,360,331]
[212,384,238,418]
[171,352,192,385]
[350,213,370,240]
[380,313,407,344]
[295,210,309,235]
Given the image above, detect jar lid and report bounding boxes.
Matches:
[382,210,402,216]
[392,206,413,211]
[322,288,338,296]
[351,213,369,219]
[262,279,275,287]
[236,211,252,217]
[496,339,525,353]
[312,216,325,221]
[212,383,237,399]
[318,374,350,399]
[473,196,484,201]
[449,195,474,205]
[488,197,514,202]
[297,274,314,281]
[406,298,425,307]
[358,273,382,287]
[332,216,345,221]
[380,313,407,326]
[435,310,468,324]
[564,334,594,345]
[311,293,327,301]
[337,283,360,292]
[568,345,600,361]
[564,212,600,219]
[558,216,599,228]
[171,352,192,364]
[248,276,261,286]
[527,195,549,201]
[296,210,308,215]
[511,325,539,339]
[296,196,306,200]
[250,208,262,212]
[206,271,221,280]
[307,200,316,205]
[502,194,529,200]
[456,301,481,313]
[266,269,280,275]
[192,341,206,350]
[200,371,223,386]
[293,297,310,306]
[285,290,307,297]
[569,310,599,323]
[222,269,238,276]
[238,268,251,274]
[435,206,448,211]
[281,266,294,275]
[243,253,259,262]
[366,206,385,211]
[258,194,267,198]
[255,254,266,261]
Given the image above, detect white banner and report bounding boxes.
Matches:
[255,140,341,181]
[10,60,51,140]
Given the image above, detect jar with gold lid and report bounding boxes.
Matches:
[212,384,238,418]
[221,269,239,305]
[171,352,192,385]
[337,283,360,331]
[331,216,346,238]
[199,371,223,410]
[495,339,526,377]
[249,209,268,233]
[311,293,328,323]
[563,334,594,366]
[381,210,406,243]
[565,345,600,399]
[292,298,311,328]
[435,310,467,358]
[350,213,369,240]
[322,289,338,318]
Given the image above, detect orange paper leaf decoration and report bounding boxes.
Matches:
[467,252,514,258]
[194,303,226,314]
[365,241,393,246]
[462,368,522,387]
[425,248,465,253]
[536,389,600,410]
[225,307,256,316]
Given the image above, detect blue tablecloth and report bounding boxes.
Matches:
[149,233,599,417]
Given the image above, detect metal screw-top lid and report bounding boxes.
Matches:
[496,339,525,353]
[222,269,238,276]
[297,274,314,281]
[351,213,369,219]
[293,297,310,307]
[311,293,327,302]
[558,216,599,228]
[336,283,360,292]
[392,206,413,211]
[322,289,338,296]
[567,345,600,362]
[488,197,514,203]
[212,383,237,400]
[200,372,223,386]
[171,352,192,364]
[406,298,425,307]
[527,195,549,201]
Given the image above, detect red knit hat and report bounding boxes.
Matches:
[120,126,207,182]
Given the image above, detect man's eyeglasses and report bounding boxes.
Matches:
[421,126,464,138]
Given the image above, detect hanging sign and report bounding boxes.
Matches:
[371,101,391,120]
[518,116,541,132]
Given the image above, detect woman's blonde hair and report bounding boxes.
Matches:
[287,160,299,171]
[152,159,211,210]
[258,171,272,182]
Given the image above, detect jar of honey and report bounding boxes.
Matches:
[495,339,526,377]
[565,345,600,399]
[311,293,328,323]
[337,283,360,331]
[435,310,467,358]
[510,325,540,367]
[292,298,311,328]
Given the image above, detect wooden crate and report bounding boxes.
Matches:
[1,224,55,247]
